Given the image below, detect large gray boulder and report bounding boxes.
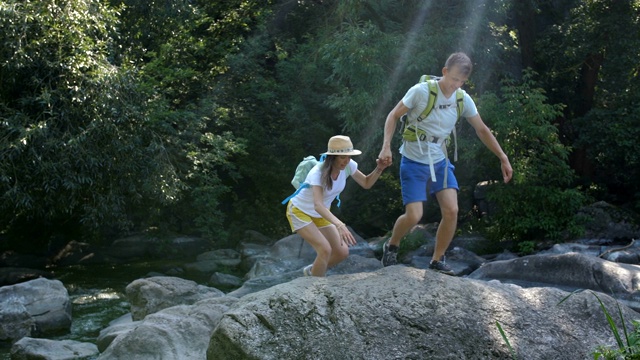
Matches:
[0,277,71,340]
[468,252,640,310]
[96,314,138,352]
[125,276,224,321]
[0,295,34,342]
[227,255,380,298]
[97,296,238,360]
[10,337,98,360]
[244,232,374,280]
[207,266,637,360]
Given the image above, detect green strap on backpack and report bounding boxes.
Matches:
[400,75,464,143]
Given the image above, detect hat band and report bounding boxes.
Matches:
[327,148,355,153]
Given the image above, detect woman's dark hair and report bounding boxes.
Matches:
[321,155,337,190]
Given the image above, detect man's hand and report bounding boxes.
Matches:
[501,159,513,183]
[378,148,393,167]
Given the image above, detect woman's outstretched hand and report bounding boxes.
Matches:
[376,157,390,171]
[337,224,356,246]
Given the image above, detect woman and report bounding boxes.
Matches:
[285,135,389,276]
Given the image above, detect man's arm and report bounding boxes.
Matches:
[379,100,410,166]
[466,113,513,183]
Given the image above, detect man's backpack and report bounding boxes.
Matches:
[398,75,466,183]
[281,155,350,207]
[399,75,465,158]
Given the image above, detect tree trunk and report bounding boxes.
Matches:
[514,0,537,70]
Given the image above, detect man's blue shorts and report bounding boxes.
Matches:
[400,156,459,205]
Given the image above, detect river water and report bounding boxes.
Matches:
[1,260,200,359]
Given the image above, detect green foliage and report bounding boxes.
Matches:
[0,0,246,246]
[472,70,587,242]
[484,185,586,242]
[340,171,403,238]
[536,0,640,211]
[496,321,518,360]
[0,0,154,242]
[1,0,639,251]
[516,241,536,256]
[574,107,640,210]
[396,229,428,260]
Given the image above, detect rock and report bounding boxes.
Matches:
[105,235,156,260]
[97,296,238,360]
[106,235,211,261]
[207,266,636,360]
[125,276,225,320]
[237,242,272,272]
[182,249,243,277]
[0,267,54,287]
[244,257,307,280]
[603,249,640,264]
[0,296,34,342]
[491,249,519,261]
[327,254,382,275]
[197,249,242,267]
[540,241,640,265]
[226,270,302,299]
[268,233,317,261]
[183,260,219,274]
[410,246,487,276]
[0,251,49,269]
[228,255,381,298]
[242,230,275,246]
[577,201,640,241]
[468,252,640,310]
[539,242,602,257]
[244,232,373,280]
[0,277,71,338]
[96,314,137,352]
[51,240,104,266]
[10,337,98,360]
[160,236,212,258]
[209,272,243,289]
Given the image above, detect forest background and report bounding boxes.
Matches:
[1,0,639,255]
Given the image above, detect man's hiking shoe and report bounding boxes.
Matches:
[381,241,398,267]
[429,260,454,276]
[303,264,313,277]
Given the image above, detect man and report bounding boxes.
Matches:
[378,52,513,274]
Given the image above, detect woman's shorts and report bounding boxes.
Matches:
[400,156,459,205]
[285,201,332,232]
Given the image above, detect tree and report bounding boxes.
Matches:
[0,0,156,246]
[536,0,640,211]
[472,70,587,242]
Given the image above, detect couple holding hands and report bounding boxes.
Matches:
[285,52,513,277]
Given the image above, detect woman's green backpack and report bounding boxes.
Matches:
[281,154,350,207]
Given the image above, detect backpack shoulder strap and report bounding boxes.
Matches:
[450,89,465,162]
[455,88,464,120]
[417,78,438,121]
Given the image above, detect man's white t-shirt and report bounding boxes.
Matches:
[400,81,478,164]
[291,159,358,217]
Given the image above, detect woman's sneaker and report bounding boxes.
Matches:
[381,241,398,267]
[303,264,313,277]
[429,260,454,276]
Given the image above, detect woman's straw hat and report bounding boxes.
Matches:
[321,135,362,156]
